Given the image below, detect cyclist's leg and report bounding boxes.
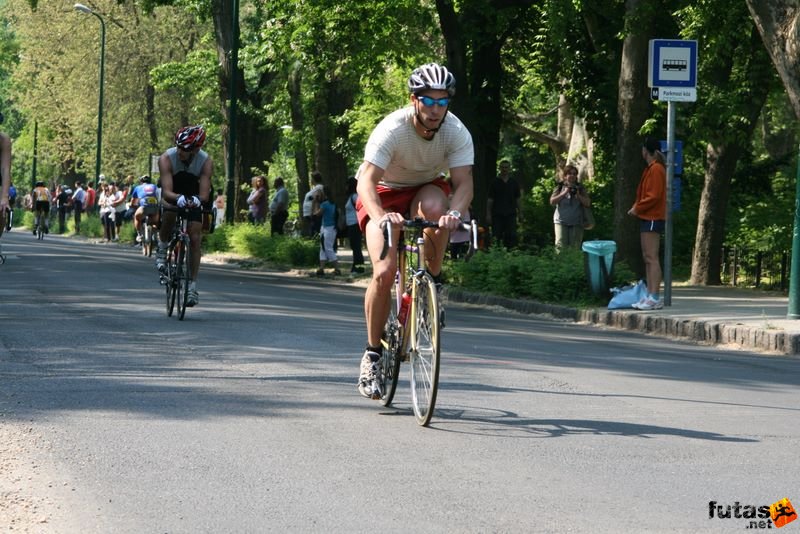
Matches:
[158,209,176,244]
[133,207,144,236]
[187,220,202,281]
[363,218,399,348]
[410,183,449,276]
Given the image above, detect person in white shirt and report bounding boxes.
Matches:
[71,181,87,233]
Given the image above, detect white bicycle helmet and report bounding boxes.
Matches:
[408,63,456,96]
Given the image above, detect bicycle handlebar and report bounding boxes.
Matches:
[380,217,479,261]
[161,205,213,215]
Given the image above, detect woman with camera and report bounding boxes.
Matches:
[549,164,591,249]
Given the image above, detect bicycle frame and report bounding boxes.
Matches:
[380,217,478,426]
[162,207,194,320]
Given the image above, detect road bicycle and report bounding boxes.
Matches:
[160,206,198,320]
[378,217,478,426]
[34,210,47,240]
[140,204,159,257]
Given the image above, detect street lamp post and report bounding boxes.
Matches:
[74,3,105,186]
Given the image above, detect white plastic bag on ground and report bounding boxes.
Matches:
[607,280,647,309]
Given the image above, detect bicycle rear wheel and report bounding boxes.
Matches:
[5,209,12,232]
[409,272,440,426]
[165,242,178,317]
[37,222,44,240]
[176,237,191,320]
[142,225,150,256]
[380,286,403,407]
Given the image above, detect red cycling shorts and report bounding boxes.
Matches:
[356,177,451,233]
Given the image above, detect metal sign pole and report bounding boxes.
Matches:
[664,101,675,306]
[788,144,800,318]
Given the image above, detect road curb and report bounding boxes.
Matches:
[447,289,800,356]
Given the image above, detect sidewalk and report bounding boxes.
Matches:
[447,285,800,355]
[334,245,800,355]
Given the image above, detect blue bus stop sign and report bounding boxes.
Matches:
[659,139,683,175]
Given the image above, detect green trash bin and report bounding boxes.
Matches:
[582,240,616,295]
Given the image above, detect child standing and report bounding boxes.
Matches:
[315,186,341,276]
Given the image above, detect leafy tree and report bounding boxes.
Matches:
[5,0,213,183]
[678,1,777,284]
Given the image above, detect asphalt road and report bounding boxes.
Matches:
[1,231,798,533]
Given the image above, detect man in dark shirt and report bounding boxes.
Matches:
[56,185,71,234]
[486,159,521,248]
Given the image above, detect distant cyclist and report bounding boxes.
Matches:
[354,62,474,398]
[31,180,52,234]
[156,125,213,308]
[131,175,160,243]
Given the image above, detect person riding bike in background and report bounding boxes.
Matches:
[131,175,160,243]
[31,180,52,235]
[156,125,213,308]
[354,62,474,399]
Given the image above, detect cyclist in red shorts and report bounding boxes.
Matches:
[355,63,474,399]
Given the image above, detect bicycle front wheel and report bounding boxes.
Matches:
[409,272,440,426]
[165,242,178,317]
[380,285,403,407]
[176,237,191,320]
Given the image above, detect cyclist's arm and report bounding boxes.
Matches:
[198,157,213,204]
[158,153,177,204]
[447,164,473,219]
[356,161,403,226]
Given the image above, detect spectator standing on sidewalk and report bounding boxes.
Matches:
[112,181,128,240]
[98,182,116,242]
[549,164,591,249]
[302,171,324,236]
[55,184,70,234]
[315,185,340,276]
[71,181,86,233]
[246,175,268,224]
[486,159,521,248]
[628,137,667,311]
[85,181,96,213]
[269,177,289,236]
[344,176,365,273]
[214,191,225,227]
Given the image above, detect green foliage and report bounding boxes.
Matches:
[209,223,318,268]
[449,246,607,306]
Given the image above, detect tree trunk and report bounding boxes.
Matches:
[437,0,511,223]
[211,0,277,221]
[691,144,737,285]
[746,1,800,120]
[312,78,353,207]
[613,0,658,276]
[287,63,309,213]
[690,28,773,284]
[145,84,158,154]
